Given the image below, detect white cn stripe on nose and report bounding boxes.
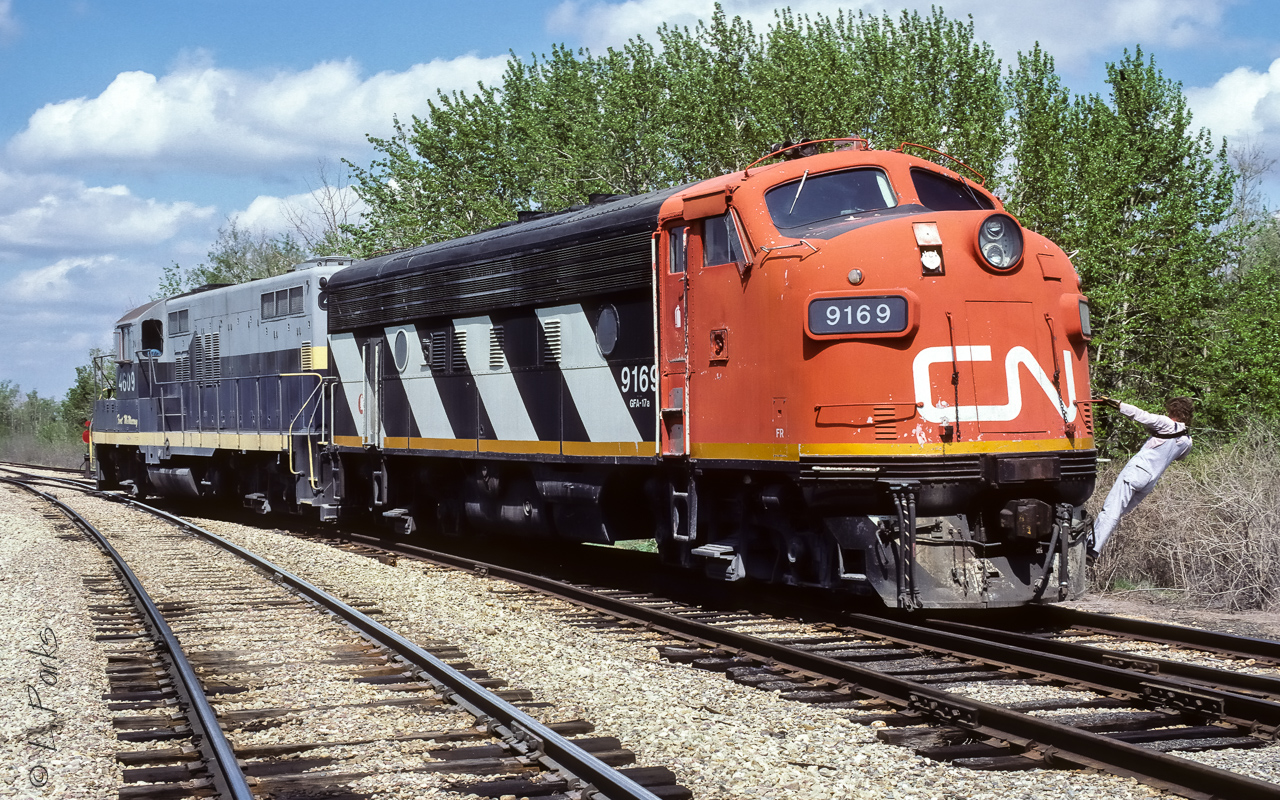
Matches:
[913,345,1077,424]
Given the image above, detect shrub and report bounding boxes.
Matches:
[0,434,87,470]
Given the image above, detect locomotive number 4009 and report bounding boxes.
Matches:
[808,295,908,335]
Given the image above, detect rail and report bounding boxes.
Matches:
[112,496,661,800]
[1044,606,1280,664]
[339,532,1280,800]
[1,478,254,800]
[45,482,662,800]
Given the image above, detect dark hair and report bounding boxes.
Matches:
[1165,397,1194,424]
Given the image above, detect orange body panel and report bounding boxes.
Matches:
[655,150,1092,461]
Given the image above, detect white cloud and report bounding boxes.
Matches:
[1186,58,1280,143]
[0,252,154,394]
[234,185,367,238]
[0,171,215,251]
[0,0,17,40]
[547,0,1229,70]
[237,195,301,234]
[7,255,118,302]
[7,55,511,172]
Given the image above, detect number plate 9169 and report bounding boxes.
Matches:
[808,295,909,335]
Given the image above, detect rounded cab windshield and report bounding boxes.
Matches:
[765,168,896,235]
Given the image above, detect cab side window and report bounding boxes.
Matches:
[167,309,189,335]
[669,225,688,273]
[141,319,164,354]
[703,211,745,267]
[911,168,993,211]
[261,286,305,319]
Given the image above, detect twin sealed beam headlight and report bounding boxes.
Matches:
[976,213,1023,270]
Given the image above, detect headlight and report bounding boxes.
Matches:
[976,213,1023,270]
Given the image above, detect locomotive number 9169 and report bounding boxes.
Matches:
[808,295,908,335]
[620,365,658,393]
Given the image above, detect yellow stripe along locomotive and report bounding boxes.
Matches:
[93,141,1096,609]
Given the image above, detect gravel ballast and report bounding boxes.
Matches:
[182,514,1186,800]
[7,477,1280,799]
[0,486,118,799]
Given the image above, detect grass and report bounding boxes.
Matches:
[591,539,659,553]
[0,434,87,470]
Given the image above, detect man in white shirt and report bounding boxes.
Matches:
[1090,397,1193,560]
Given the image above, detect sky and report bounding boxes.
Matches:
[2,0,1279,397]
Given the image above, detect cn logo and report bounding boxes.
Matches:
[912,345,1077,424]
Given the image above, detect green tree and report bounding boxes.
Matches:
[62,348,115,431]
[158,219,308,297]
[0,380,20,437]
[0,381,62,442]
[1208,152,1280,426]
[347,4,1010,254]
[1066,50,1235,447]
[1003,44,1076,241]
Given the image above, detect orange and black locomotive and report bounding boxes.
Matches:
[93,140,1095,609]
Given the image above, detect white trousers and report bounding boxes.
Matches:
[1091,461,1156,553]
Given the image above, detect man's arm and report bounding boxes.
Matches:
[1117,402,1182,435]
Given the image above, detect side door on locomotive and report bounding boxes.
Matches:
[656,184,762,553]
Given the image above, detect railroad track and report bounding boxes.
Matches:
[274,528,1280,800]
[12,461,1280,798]
[1025,605,1280,666]
[1,474,689,799]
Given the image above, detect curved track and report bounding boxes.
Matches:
[306,527,1280,800]
[1,469,686,800]
[10,461,1280,799]
[3,478,254,799]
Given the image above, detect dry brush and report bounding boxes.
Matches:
[1090,422,1280,610]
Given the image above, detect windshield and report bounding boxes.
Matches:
[765,168,896,234]
[911,168,994,211]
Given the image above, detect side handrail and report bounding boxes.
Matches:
[282,372,330,491]
[742,137,870,176]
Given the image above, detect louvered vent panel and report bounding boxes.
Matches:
[542,319,562,365]
[191,337,204,384]
[450,330,468,372]
[205,333,221,384]
[874,406,897,441]
[328,231,653,330]
[300,340,313,371]
[429,332,447,372]
[175,354,190,383]
[489,326,505,370]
